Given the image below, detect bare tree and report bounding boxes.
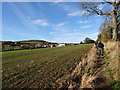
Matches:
[100,20,113,42]
[100,19,113,30]
[80,0,120,41]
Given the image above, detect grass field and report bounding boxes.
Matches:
[2,44,93,88]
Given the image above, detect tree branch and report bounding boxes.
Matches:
[99,13,112,16]
[104,0,114,5]
[86,7,112,16]
[117,20,120,25]
[89,7,100,15]
[117,14,120,18]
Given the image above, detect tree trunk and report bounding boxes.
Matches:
[112,14,118,41]
[112,3,118,41]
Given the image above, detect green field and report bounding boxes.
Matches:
[2,44,93,88]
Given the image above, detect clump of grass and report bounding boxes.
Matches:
[80,67,106,88]
[79,46,112,88]
[103,53,120,89]
[109,80,120,88]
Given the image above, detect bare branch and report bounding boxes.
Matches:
[100,13,112,16]
[79,1,119,41]
[89,7,100,15]
[104,0,114,5]
[86,10,93,13]
[117,14,120,18]
[117,20,120,25]
[79,2,113,16]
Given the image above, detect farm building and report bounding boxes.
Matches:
[57,44,65,47]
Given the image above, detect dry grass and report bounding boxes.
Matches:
[56,45,109,88]
[54,42,119,89]
[79,46,108,88]
[80,41,120,88]
[104,41,119,80]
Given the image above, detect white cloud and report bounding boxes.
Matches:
[32,19,49,26]
[63,5,80,16]
[54,36,82,43]
[49,28,98,43]
[54,0,64,3]
[53,32,84,43]
[64,32,82,36]
[52,22,68,32]
[91,32,99,36]
[77,20,89,24]
[54,27,68,32]
[83,32,98,40]
[54,3,82,17]
[9,3,41,32]
[80,25,91,29]
[97,4,104,10]
[68,11,81,16]
[56,22,68,27]
[54,3,73,11]
[49,32,58,36]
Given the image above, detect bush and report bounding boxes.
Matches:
[84,37,95,44]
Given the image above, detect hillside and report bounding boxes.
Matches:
[0,40,57,44]
[17,40,52,44]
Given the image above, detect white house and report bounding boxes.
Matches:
[50,44,53,48]
[57,44,65,47]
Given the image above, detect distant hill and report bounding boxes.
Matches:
[0,41,11,43]
[17,40,53,44]
[0,40,58,44]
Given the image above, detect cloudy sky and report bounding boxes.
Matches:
[2,2,105,43]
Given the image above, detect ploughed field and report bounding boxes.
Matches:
[2,44,93,88]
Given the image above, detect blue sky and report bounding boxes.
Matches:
[2,2,105,43]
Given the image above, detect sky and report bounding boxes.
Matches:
[2,2,105,43]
